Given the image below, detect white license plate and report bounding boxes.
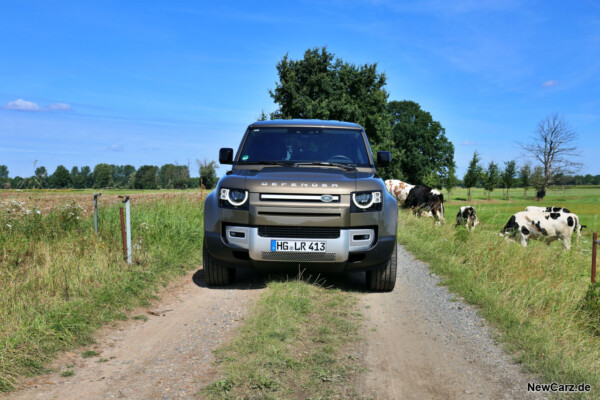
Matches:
[270,240,326,252]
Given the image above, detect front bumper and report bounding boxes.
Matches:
[203,226,396,273]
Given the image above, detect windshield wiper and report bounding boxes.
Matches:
[294,162,357,171]
[242,160,296,166]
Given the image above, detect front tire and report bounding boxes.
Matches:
[366,243,397,292]
[203,240,236,286]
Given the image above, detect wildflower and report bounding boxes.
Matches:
[6,223,11,230]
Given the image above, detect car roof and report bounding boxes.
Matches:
[248,119,362,129]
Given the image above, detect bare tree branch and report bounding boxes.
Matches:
[518,113,582,196]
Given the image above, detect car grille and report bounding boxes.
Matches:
[260,252,337,262]
[257,226,341,239]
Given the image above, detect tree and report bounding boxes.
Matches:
[197,158,218,189]
[387,100,455,183]
[34,165,47,188]
[93,163,114,189]
[71,166,84,189]
[49,165,72,188]
[134,165,159,189]
[519,113,582,198]
[269,47,393,176]
[482,161,500,200]
[441,165,459,201]
[500,160,517,200]
[530,166,545,200]
[0,165,9,185]
[113,165,135,188]
[519,163,531,197]
[422,170,441,189]
[463,152,482,202]
[159,164,189,189]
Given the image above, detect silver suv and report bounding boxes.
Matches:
[203,119,398,291]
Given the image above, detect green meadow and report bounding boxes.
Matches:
[398,185,600,399]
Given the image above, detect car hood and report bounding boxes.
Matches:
[219,166,381,194]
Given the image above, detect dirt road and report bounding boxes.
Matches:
[357,246,546,400]
[3,245,545,399]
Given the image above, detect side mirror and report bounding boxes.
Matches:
[219,148,234,164]
[376,151,391,167]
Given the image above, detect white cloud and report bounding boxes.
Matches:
[101,145,123,152]
[47,102,72,111]
[462,140,478,145]
[3,98,41,111]
[542,80,558,87]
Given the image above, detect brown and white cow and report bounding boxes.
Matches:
[384,179,415,205]
[500,211,578,250]
[524,206,584,240]
[456,206,479,230]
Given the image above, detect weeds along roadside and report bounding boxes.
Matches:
[397,214,600,398]
[0,194,204,391]
[201,278,362,400]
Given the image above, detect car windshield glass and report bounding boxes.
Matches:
[237,127,370,167]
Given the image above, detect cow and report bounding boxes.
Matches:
[384,179,415,205]
[456,206,479,230]
[500,211,578,250]
[524,206,584,240]
[402,184,445,224]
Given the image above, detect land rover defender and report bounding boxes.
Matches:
[203,119,398,291]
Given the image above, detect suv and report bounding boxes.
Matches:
[203,119,398,291]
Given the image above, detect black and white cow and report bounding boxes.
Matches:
[402,184,445,224]
[500,211,578,250]
[455,206,479,230]
[524,206,584,240]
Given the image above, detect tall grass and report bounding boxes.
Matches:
[397,202,600,398]
[0,193,204,391]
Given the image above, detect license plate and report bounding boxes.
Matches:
[271,240,326,252]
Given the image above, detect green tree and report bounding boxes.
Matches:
[422,170,441,189]
[197,158,218,189]
[441,165,459,201]
[112,165,135,188]
[49,165,72,188]
[500,160,517,200]
[93,163,114,189]
[530,166,545,200]
[269,47,393,176]
[134,165,159,189]
[34,165,47,188]
[519,163,531,197]
[463,152,482,202]
[0,165,8,188]
[483,161,500,200]
[387,100,454,184]
[159,164,190,189]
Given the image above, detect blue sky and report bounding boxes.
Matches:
[1,0,599,178]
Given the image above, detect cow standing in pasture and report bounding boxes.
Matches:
[500,211,578,250]
[524,206,584,240]
[456,206,479,230]
[402,184,445,224]
[384,179,415,205]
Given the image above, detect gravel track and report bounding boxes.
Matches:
[357,244,547,399]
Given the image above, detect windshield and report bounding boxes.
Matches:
[237,127,371,167]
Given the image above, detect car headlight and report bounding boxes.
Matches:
[219,188,249,208]
[351,191,382,212]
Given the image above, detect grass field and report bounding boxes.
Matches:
[398,185,600,398]
[0,189,206,391]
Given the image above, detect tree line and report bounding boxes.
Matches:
[0,159,218,190]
